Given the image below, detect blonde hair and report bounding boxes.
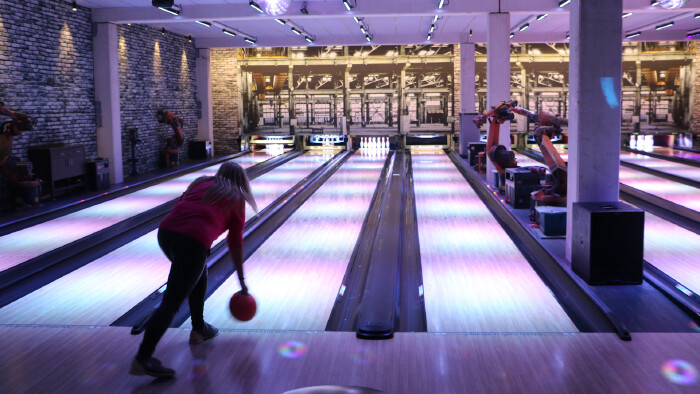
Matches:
[185,161,258,213]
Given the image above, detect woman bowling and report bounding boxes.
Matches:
[130,161,257,378]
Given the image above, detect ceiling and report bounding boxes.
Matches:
[71,0,700,48]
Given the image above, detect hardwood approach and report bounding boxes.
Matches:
[0,326,698,393]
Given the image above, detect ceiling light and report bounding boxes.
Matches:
[244,37,256,44]
[161,28,166,35]
[509,32,515,38]
[249,1,264,13]
[276,18,286,25]
[650,0,659,5]
[72,1,77,11]
[158,7,180,15]
[366,34,372,42]
[438,0,446,9]
[196,21,212,27]
[291,27,302,35]
[305,36,314,43]
[519,23,529,31]
[343,0,353,11]
[626,31,641,38]
[301,1,308,14]
[427,33,432,41]
[354,16,362,23]
[536,14,548,21]
[469,29,473,36]
[695,13,699,18]
[430,24,436,33]
[622,13,632,18]
[360,25,367,34]
[558,0,571,7]
[655,21,674,30]
[187,35,192,42]
[433,15,439,23]
[223,29,237,37]
[566,34,570,40]
[687,29,700,38]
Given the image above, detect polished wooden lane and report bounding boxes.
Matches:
[527,146,700,212]
[515,152,700,297]
[186,150,387,331]
[412,148,577,333]
[647,146,700,162]
[1,325,698,393]
[0,151,278,272]
[0,153,327,325]
[620,151,700,183]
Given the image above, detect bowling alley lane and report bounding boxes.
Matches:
[412,148,577,333]
[0,150,279,273]
[514,152,700,301]
[521,148,700,212]
[619,151,700,183]
[0,152,327,325]
[185,150,387,331]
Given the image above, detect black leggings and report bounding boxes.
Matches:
[137,229,209,360]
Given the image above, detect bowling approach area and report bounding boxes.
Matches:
[1,142,699,393]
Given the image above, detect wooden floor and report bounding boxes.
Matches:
[1,325,698,393]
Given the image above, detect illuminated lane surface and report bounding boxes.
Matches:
[515,152,700,302]
[645,147,700,162]
[413,148,577,333]
[185,150,387,331]
[0,151,279,272]
[620,151,700,183]
[0,152,327,325]
[523,148,700,212]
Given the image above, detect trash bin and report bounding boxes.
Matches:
[86,158,110,191]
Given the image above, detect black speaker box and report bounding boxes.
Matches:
[189,140,212,160]
[572,201,644,285]
[467,142,486,166]
[86,158,110,191]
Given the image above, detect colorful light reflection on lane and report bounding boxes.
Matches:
[413,148,576,333]
[0,152,326,325]
[620,152,700,183]
[185,151,387,331]
[0,151,277,272]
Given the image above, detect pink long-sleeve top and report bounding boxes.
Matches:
[159,180,245,251]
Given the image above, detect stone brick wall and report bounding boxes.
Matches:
[0,0,96,210]
[211,49,242,155]
[118,25,198,175]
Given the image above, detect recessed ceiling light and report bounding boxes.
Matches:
[196,21,212,27]
[622,13,633,18]
[626,31,641,38]
[536,14,548,21]
[655,21,674,30]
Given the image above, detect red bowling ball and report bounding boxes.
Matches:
[229,291,256,321]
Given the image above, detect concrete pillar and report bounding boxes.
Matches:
[634,61,642,123]
[566,0,623,260]
[486,12,511,177]
[343,66,351,131]
[195,48,213,154]
[333,94,338,127]
[460,42,476,113]
[387,93,394,127]
[92,23,123,184]
[288,66,295,133]
[398,66,407,134]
